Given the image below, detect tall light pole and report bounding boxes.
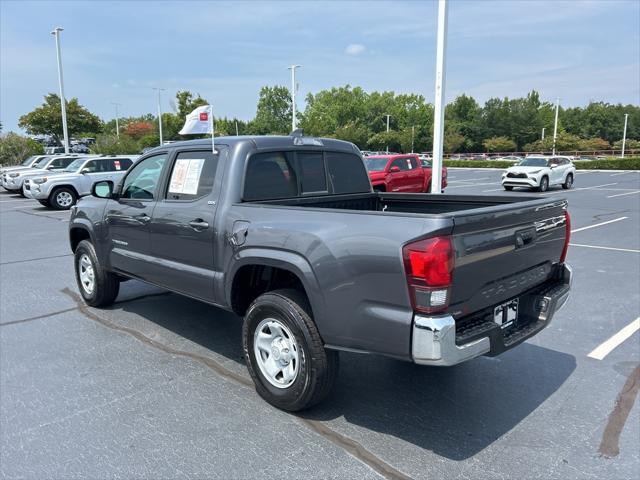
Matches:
[541,127,545,140]
[51,27,70,154]
[111,102,121,139]
[430,0,448,194]
[288,65,302,131]
[621,113,629,158]
[152,87,166,145]
[411,125,415,153]
[552,97,560,155]
[385,114,391,153]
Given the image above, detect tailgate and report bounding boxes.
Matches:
[449,197,568,317]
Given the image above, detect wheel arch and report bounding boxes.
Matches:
[226,249,326,328]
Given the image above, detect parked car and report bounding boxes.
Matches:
[70,134,572,411]
[363,154,447,192]
[2,155,88,195]
[0,154,48,173]
[502,156,576,192]
[493,155,523,163]
[24,155,137,209]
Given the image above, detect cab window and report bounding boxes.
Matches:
[297,152,327,194]
[390,158,409,171]
[166,150,219,201]
[121,153,168,200]
[243,152,297,201]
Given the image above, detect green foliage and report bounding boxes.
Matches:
[367,131,403,152]
[138,134,160,150]
[443,160,518,169]
[483,136,517,152]
[250,86,292,135]
[0,133,44,165]
[523,132,582,152]
[444,132,465,153]
[578,137,610,151]
[18,93,103,142]
[613,139,640,150]
[91,134,139,155]
[573,157,640,170]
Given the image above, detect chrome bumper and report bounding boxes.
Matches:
[412,264,572,366]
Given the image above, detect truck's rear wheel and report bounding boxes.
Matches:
[74,240,120,307]
[243,289,338,411]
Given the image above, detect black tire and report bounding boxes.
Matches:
[562,173,573,190]
[50,187,77,210]
[373,186,385,193]
[243,288,338,411]
[538,176,549,192]
[503,185,514,191]
[74,240,120,307]
[38,200,50,207]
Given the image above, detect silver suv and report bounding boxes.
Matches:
[1,155,89,194]
[24,155,137,209]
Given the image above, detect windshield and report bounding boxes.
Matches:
[32,157,50,168]
[63,158,86,172]
[363,157,389,172]
[519,157,548,167]
[21,156,36,166]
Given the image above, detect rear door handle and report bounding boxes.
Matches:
[189,219,209,230]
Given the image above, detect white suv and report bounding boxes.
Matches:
[502,156,575,192]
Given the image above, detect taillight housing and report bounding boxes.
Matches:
[560,210,571,263]
[403,236,454,314]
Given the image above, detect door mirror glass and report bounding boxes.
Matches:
[92,180,114,199]
[389,166,401,172]
[81,168,90,174]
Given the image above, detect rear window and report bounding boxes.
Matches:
[326,152,371,194]
[298,152,327,193]
[243,152,297,201]
[110,158,133,171]
[243,150,370,200]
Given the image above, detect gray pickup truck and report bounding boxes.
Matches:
[69,134,572,411]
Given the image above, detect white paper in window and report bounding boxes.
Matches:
[169,159,205,195]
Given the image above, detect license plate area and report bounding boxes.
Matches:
[494,298,519,329]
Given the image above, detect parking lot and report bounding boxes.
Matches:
[1,169,638,479]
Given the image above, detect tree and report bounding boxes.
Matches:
[123,121,155,139]
[367,131,403,152]
[0,133,44,165]
[249,86,292,135]
[331,121,370,148]
[578,138,610,152]
[19,94,102,143]
[91,134,139,155]
[483,136,517,152]
[444,132,465,153]
[613,139,640,151]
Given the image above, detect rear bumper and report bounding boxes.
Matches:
[412,263,572,366]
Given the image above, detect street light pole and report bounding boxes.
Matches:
[288,65,302,132]
[385,114,391,153]
[51,27,70,154]
[152,87,166,146]
[431,0,448,194]
[621,113,628,158]
[541,127,545,140]
[411,125,415,153]
[552,97,560,155]
[111,102,121,139]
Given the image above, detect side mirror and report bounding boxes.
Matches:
[389,166,401,173]
[47,166,55,170]
[550,164,557,169]
[92,180,114,199]
[80,168,90,174]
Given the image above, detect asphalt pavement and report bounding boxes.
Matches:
[1,169,638,479]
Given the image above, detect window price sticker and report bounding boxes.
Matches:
[169,159,205,195]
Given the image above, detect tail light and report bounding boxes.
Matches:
[560,210,571,263]
[403,236,454,314]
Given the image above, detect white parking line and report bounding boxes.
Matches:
[571,217,627,233]
[0,199,31,203]
[569,243,640,253]
[482,188,505,192]
[610,171,637,176]
[607,190,640,199]
[446,182,497,189]
[543,182,619,195]
[588,317,640,360]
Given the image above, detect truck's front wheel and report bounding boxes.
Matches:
[243,289,338,411]
[74,240,120,307]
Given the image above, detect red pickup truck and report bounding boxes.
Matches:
[363,154,447,193]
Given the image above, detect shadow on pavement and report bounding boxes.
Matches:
[114,286,576,461]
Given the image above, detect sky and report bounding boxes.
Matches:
[1,0,639,133]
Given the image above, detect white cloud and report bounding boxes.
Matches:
[345,43,366,56]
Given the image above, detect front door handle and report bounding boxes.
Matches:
[136,213,151,224]
[189,219,209,230]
